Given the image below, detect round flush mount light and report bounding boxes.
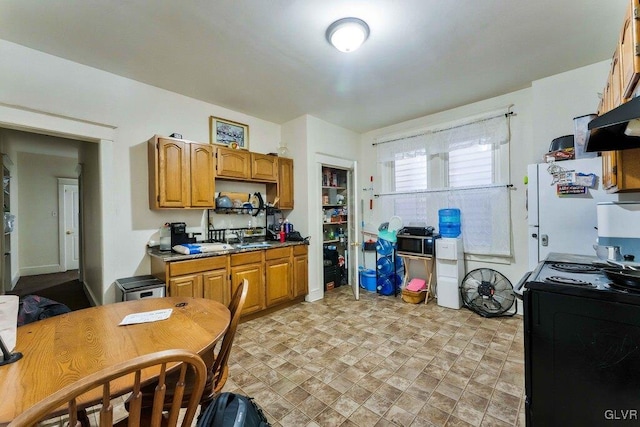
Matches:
[326,17,370,53]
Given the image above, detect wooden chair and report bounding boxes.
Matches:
[200,278,249,410]
[135,279,249,418]
[8,349,207,427]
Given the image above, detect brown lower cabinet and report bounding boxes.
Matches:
[230,251,265,316]
[265,247,292,307]
[150,244,308,319]
[293,245,308,298]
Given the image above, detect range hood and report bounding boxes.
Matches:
[586,95,640,152]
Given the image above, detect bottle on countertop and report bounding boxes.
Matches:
[159,223,171,251]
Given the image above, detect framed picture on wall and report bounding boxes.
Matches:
[209,116,249,149]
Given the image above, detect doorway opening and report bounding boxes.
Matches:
[0,105,112,306]
[314,154,359,301]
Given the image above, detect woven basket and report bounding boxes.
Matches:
[402,288,426,304]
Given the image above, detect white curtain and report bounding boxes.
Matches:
[375,108,510,162]
[374,107,513,256]
[380,186,511,256]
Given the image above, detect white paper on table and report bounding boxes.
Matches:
[119,308,172,326]
[0,295,19,351]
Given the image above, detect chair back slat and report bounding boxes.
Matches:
[201,278,248,410]
[8,349,206,427]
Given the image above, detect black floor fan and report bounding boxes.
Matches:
[459,268,517,317]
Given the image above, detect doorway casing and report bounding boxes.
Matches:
[0,103,115,304]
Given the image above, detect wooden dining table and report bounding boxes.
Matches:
[0,296,230,425]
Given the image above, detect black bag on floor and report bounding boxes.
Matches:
[17,295,71,326]
[197,392,270,427]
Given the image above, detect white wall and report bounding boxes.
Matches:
[0,40,282,303]
[282,115,360,301]
[17,151,77,275]
[532,60,610,160]
[358,60,617,293]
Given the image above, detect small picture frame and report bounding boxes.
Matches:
[209,116,249,149]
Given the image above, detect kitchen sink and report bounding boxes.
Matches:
[235,242,273,249]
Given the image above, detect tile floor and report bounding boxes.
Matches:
[46,285,525,426]
[224,286,525,427]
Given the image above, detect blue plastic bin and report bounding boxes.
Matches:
[359,269,377,291]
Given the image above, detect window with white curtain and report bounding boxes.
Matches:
[375,108,512,256]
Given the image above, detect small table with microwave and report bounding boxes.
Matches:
[396,227,439,304]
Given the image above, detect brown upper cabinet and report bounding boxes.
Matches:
[215,147,251,179]
[266,157,294,209]
[621,0,640,99]
[148,135,215,209]
[251,153,278,181]
[215,147,278,182]
[597,0,640,193]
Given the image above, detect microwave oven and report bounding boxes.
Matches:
[397,234,439,256]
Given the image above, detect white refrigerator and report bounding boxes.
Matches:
[527,157,617,270]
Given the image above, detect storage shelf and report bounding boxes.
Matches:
[323,221,347,225]
[323,239,340,244]
[322,186,346,190]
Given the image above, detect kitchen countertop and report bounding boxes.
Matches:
[147,240,308,262]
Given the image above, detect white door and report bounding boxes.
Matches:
[61,182,79,270]
[347,166,360,300]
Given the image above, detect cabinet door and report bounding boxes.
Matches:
[617,148,640,191]
[251,153,278,181]
[202,269,230,306]
[156,138,190,208]
[611,47,623,108]
[278,158,294,209]
[190,143,215,207]
[265,258,292,306]
[168,273,202,298]
[602,151,617,190]
[230,263,264,315]
[216,147,250,179]
[293,252,308,298]
[622,0,640,99]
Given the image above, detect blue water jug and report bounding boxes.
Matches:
[376,256,394,275]
[377,274,403,296]
[439,208,461,238]
[375,238,394,255]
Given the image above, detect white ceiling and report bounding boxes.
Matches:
[0,0,629,133]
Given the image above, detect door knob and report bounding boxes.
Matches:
[66,230,73,235]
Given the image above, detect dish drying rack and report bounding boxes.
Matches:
[207,226,265,243]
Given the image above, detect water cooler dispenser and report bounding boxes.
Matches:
[436,237,464,309]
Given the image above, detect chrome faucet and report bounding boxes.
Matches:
[237,229,245,245]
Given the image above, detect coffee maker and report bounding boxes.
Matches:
[170,222,196,247]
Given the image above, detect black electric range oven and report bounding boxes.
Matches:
[516,253,640,426]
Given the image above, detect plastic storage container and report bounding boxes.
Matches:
[359,269,377,291]
[439,208,461,238]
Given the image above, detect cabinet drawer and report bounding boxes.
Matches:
[170,256,227,276]
[293,245,308,256]
[266,246,291,260]
[231,251,263,266]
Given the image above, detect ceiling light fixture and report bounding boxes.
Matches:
[326,17,370,53]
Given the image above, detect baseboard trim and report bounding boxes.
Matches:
[20,264,62,276]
